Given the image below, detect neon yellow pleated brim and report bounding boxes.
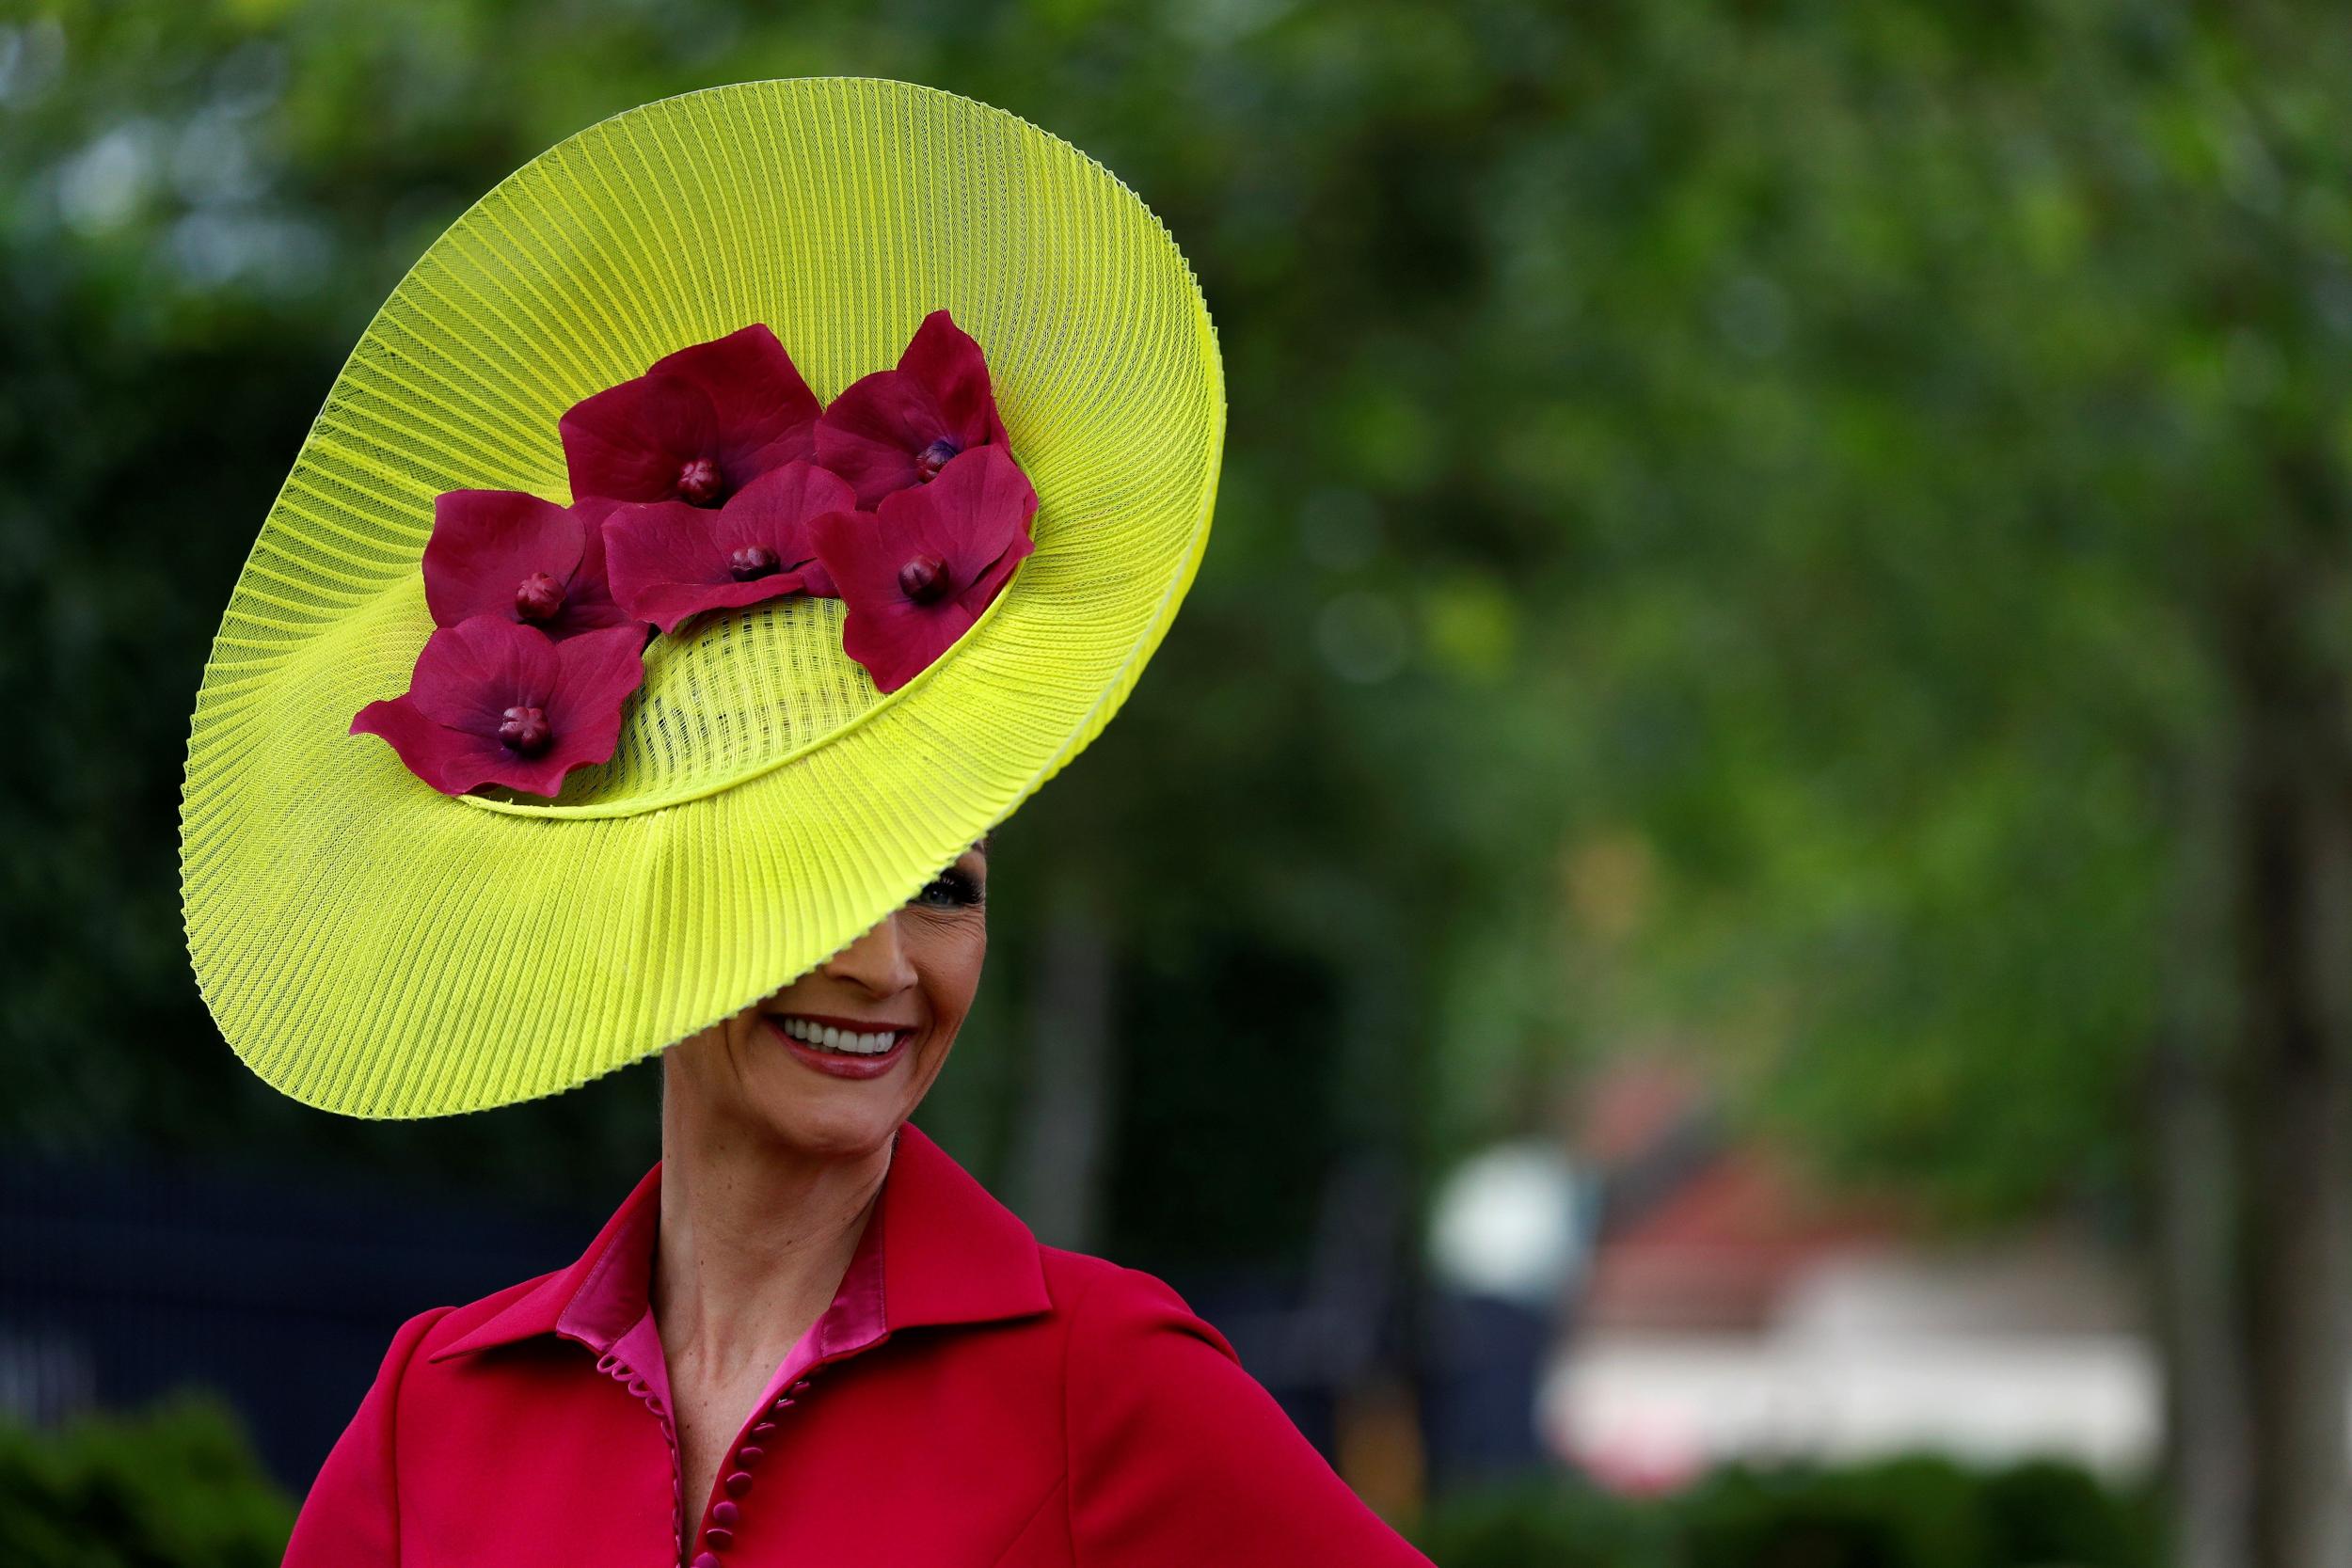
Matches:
[179,79,1223,1118]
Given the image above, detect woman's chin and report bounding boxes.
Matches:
[746,1072,915,1157]
[749,1108,884,1158]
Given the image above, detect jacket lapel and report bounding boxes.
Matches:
[881,1120,1053,1330]
[424,1160,662,1362]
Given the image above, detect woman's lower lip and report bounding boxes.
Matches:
[759,1016,911,1080]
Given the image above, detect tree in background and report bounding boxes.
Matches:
[1451,9,2352,1568]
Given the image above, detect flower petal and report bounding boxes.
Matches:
[898,309,1010,451]
[648,324,822,488]
[421,491,586,629]
[814,309,1010,508]
[727,459,857,567]
[808,506,914,610]
[903,444,1039,584]
[560,372,718,504]
[601,462,851,632]
[350,692,513,797]
[620,570,818,636]
[405,615,563,736]
[545,497,640,638]
[961,526,1038,612]
[529,623,652,790]
[810,448,1035,696]
[797,556,841,599]
[601,500,733,632]
[834,585,973,695]
[815,369,946,508]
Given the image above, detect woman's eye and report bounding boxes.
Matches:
[914,867,983,909]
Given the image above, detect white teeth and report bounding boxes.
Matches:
[773,1017,900,1056]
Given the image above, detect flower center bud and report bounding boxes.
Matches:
[914,436,961,483]
[729,544,782,581]
[898,553,951,605]
[676,457,724,506]
[514,571,565,623]
[498,705,553,756]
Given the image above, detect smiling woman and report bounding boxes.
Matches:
[183,78,1431,1568]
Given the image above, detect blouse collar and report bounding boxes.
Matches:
[425,1119,1050,1365]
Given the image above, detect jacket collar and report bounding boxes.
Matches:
[426,1120,1049,1363]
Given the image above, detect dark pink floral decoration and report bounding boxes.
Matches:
[350,619,647,798]
[560,325,820,507]
[601,461,856,634]
[422,490,633,639]
[816,310,1011,509]
[354,311,1033,799]
[811,443,1038,694]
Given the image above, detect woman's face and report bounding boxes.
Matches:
[663,843,989,1160]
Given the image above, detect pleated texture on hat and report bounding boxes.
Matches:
[179,77,1223,1117]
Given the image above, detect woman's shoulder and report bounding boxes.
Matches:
[1034,1246,1243,1363]
[1025,1246,1437,1566]
[1028,1246,1297,1468]
[1031,1247,1263,1438]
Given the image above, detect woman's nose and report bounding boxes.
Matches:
[819,911,918,997]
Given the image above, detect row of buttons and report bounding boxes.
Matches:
[690,1377,817,1566]
[592,1351,684,1544]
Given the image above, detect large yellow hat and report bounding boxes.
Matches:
[179,79,1223,1117]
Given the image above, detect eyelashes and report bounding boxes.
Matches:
[914,865,985,910]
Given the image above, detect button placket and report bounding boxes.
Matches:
[687,1367,841,1563]
[591,1349,686,1552]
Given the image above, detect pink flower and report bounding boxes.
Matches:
[815,310,1011,509]
[811,444,1038,694]
[600,461,856,634]
[421,490,635,639]
[560,325,820,507]
[350,617,647,798]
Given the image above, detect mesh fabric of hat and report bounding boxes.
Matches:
[179,78,1223,1117]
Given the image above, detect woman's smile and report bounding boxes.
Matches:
[758,1010,918,1079]
[667,841,986,1146]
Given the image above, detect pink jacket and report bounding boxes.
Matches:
[284,1119,1438,1566]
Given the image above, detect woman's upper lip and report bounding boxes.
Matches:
[763,1010,917,1033]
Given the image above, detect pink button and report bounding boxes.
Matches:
[751,1421,777,1436]
[692,1555,721,1568]
[791,1379,813,1393]
[724,1470,754,1497]
[736,1445,765,1468]
[770,1398,794,1414]
[707,1528,735,1549]
[713,1501,739,1527]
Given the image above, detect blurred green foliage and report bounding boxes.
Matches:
[7,0,2351,1268]
[1415,1457,2157,1568]
[0,1396,294,1568]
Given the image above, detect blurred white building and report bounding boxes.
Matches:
[1539,1063,2155,1493]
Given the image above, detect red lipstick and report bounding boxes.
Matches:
[757,1014,913,1081]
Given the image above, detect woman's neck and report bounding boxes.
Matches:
[652,1103,891,1382]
